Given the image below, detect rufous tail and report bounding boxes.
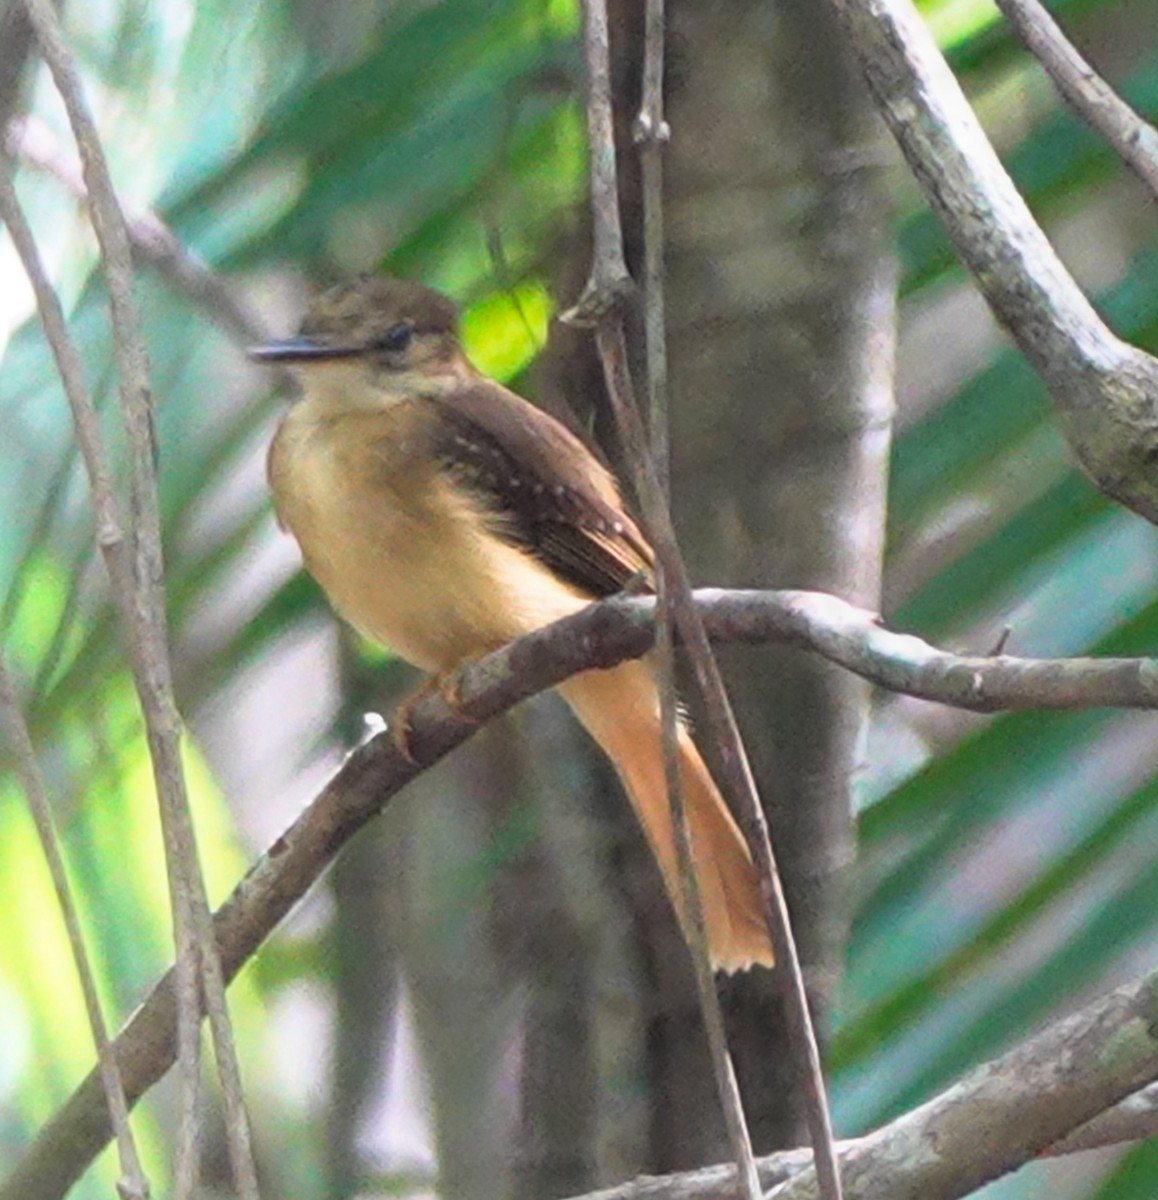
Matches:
[558,659,774,973]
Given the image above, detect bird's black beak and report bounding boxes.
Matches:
[247,336,362,363]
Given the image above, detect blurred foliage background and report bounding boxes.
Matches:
[2,0,1158,1197]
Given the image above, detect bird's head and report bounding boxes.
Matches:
[250,275,468,408]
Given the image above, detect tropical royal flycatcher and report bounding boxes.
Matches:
[252,275,774,972]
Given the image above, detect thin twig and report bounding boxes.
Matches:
[0,151,204,1200]
[633,13,692,1076]
[559,16,840,1180]
[564,7,844,1193]
[559,0,632,327]
[0,649,149,1200]
[595,331,844,1200]
[9,593,1158,1200]
[995,0,1158,202]
[563,8,843,1187]
[628,4,764,1197]
[634,0,671,489]
[634,0,675,886]
[0,0,34,136]
[0,169,126,571]
[16,3,259,1195]
[567,1,769,1196]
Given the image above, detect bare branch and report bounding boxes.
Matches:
[632,19,692,1093]
[766,960,1158,1199]
[5,584,1158,1199]
[565,987,1158,1200]
[827,0,1158,526]
[733,588,1158,711]
[633,3,684,1030]
[568,586,1158,717]
[995,0,1158,202]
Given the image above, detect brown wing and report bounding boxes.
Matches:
[428,379,654,598]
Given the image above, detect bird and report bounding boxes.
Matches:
[252,274,774,972]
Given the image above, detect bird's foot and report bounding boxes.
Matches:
[390,666,480,765]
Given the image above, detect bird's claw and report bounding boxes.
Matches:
[390,667,480,764]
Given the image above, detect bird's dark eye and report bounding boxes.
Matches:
[372,322,414,354]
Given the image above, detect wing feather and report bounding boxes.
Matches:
[427,380,654,598]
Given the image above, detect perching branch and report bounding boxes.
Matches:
[1,581,1154,1199]
[8,586,1158,1200]
[827,0,1158,526]
[995,0,1158,202]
